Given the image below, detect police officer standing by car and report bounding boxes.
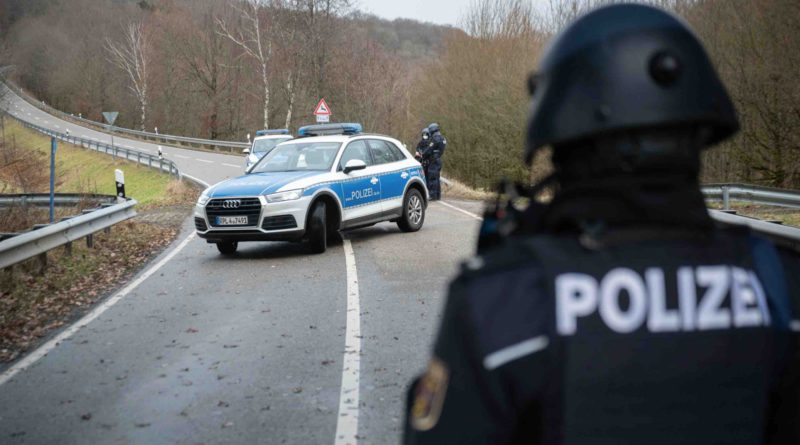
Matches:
[421,123,446,200]
[404,4,800,444]
[415,127,432,179]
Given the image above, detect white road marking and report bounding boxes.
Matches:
[222,163,241,168]
[0,232,197,387]
[175,154,190,159]
[483,336,549,370]
[437,200,483,221]
[335,240,361,445]
[195,158,213,164]
[55,125,60,129]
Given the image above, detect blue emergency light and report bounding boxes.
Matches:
[297,123,363,137]
[255,129,290,136]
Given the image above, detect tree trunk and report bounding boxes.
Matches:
[268,63,269,129]
[284,73,294,129]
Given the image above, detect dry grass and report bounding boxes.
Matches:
[0,120,200,364]
[442,176,492,201]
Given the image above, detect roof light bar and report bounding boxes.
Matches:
[297,123,363,137]
[255,129,290,136]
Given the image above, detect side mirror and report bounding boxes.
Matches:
[243,148,251,155]
[343,159,367,174]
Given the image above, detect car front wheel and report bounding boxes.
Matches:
[308,201,327,254]
[397,189,425,232]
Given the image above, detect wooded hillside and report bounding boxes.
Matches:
[3,0,798,189]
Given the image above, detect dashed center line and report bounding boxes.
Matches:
[195,158,213,163]
[175,154,190,159]
[222,163,241,168]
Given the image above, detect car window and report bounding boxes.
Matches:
[251,137,292,154]
[367,139,399,165]
[386,142,407,162]
[250,141,340,173]
[339,140,372,171]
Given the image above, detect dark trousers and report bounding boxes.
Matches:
[427,160,441,200]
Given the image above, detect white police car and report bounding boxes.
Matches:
[244,129,294,170]
[195,123,428,254]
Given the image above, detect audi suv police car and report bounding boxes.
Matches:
[195,123,428,254]
[244,129,294,171]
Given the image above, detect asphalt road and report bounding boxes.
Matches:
[0,89,484,444]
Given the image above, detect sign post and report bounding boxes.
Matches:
[49,137,57,223]
[313,99,332,123]
[102,111,119,154]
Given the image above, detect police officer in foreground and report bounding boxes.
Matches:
[421,123,446,200]
[405,3,799,444]
[415,127,432,179]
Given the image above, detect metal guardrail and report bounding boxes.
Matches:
[11,116,181,177]
[0,199,138,269]
[0,193,117,208]
[702,183,800,210]
[4,82,249,153]
[709,209,800,251]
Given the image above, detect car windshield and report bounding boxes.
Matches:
[250,141,341,173]
[251,137,292,154]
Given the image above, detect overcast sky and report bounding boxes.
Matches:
[356,0,472,27]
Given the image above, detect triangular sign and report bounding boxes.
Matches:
[313,99,331,116]
[102,111,119,125]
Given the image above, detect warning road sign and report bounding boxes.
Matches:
[313,99,331,116]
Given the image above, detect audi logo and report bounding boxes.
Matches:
[222,199,242,209]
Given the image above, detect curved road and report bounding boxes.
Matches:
[0,89,483,444]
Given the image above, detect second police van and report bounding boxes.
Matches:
[244,129,294,171]
[195,123,428,254]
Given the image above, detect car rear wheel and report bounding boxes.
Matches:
[397,188,425,232]
[216,241,238,255]
[308,201,327,254]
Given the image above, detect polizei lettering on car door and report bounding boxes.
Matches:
[555,266,770,335]
[351,188,376,201]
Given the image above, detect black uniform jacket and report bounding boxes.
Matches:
[405,227,800,444]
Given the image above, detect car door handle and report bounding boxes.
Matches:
[400,172,409,179]
[370,177,379,185]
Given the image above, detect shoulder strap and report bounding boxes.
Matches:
[749,235,792,331]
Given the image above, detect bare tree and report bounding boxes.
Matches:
[105,21,149,130]
[217,0,272,129]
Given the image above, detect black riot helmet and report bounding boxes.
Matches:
[422,128,430,140]
[524,3,739,166]
[428,123,440,134]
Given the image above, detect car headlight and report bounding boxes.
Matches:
[197,191,211,206]
[266,189,303,203]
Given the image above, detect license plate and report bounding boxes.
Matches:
[217,216,249,225]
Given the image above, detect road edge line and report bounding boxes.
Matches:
[437,200,483,221]
[0,232,197,387]
[334,239,362,445]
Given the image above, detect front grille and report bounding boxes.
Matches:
[261,215,298,231]
[194,217,208,231]
[206,198,261,227]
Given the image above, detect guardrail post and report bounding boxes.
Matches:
[86,234,94,248]
[37,252,47,274]
[64,241,72,257]
[723,186,730,211]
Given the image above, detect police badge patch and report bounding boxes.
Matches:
[410,357,449,431]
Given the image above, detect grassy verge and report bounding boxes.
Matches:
[0,119,198,363]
